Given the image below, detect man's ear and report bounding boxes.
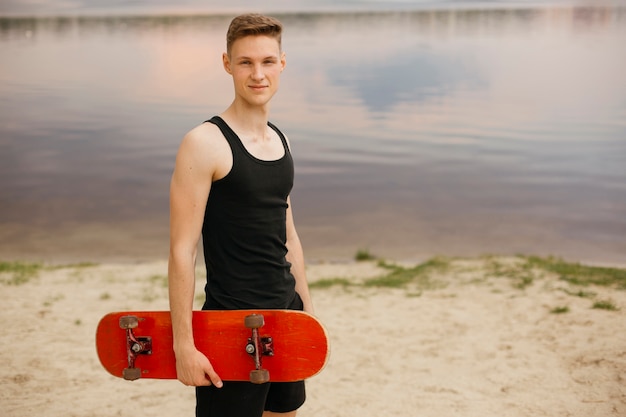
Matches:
[280,51,286,72]
[223,52,232,74]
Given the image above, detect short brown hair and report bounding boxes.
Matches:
[226,13,283,56]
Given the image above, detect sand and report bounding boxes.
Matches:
[1,256,625,416]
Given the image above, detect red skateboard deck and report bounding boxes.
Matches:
[96,310,329,383]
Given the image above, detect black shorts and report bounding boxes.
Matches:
[196,293,306,417]
[196,379,305,417]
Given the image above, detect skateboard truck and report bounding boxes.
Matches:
[119,315,152,381]
[244,314,273,384]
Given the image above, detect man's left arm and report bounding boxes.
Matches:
[285,196,314,315]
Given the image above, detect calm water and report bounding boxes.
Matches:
[1,4,626,264]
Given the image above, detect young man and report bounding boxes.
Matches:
[168,13,314,417]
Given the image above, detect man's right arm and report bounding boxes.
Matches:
[168,126,223,388]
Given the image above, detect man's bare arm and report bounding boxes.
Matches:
[168,126,223,387]
[285,196,314,315]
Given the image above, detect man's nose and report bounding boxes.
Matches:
[252,64,264,80]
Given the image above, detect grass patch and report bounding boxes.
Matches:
[49,262,99,270]
[0,261,43,285]
[364,257,450,289]
[592,299,619,311]
[308,255,626,303]
[309,278,353,289]
[0,261,99,286]
[308,257,450,292]
[514,275,534,290]
[483,256,536,290]
[484,255,626,291]
[525,256,626,289]
[354,249,377,262]
[563,288,596,298]
[550,306,570,314]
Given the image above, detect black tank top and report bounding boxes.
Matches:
[201,116,297,310]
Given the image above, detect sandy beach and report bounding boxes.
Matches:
[1,256,625,416]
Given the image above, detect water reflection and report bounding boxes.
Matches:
[0,6,625,263]
[329,49,486,112]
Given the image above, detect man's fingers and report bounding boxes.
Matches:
[175,348,222,388]
[205,367,223,388]
[192,375,212,387]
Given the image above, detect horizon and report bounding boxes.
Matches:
[1,0,624,18]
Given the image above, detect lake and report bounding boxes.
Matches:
[1,3,625,264]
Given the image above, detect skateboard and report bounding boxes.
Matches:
[96,310,329,384]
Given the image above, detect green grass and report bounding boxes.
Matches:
[482,255,626,291]
[354,249,377,262]
[483,256,536,290]
[308,256,450,291]
[485,256,624,311]
[364,257,450,289]
[0,261,43,285]
[49,262,98,270]
[307,254,626,314]
[525,256,626,289]
[309,278,353,289]
[592,299,619,311]
[550,306,570,314]
[0,260,99,286]
[563,288,596,298]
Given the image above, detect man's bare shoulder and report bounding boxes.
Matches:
[178,122,231,160]
[176,121,231,179]
[181,122,227,150]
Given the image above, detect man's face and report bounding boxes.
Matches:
[223,35,286,107]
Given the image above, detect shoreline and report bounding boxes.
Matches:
[1,219,625,269]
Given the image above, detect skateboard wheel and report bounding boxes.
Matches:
[119,316,139,329]
[123,368,142,381]
[250,369,270,384]
[244,314,264,329]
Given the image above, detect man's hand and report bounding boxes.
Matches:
[175,346,223,388]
